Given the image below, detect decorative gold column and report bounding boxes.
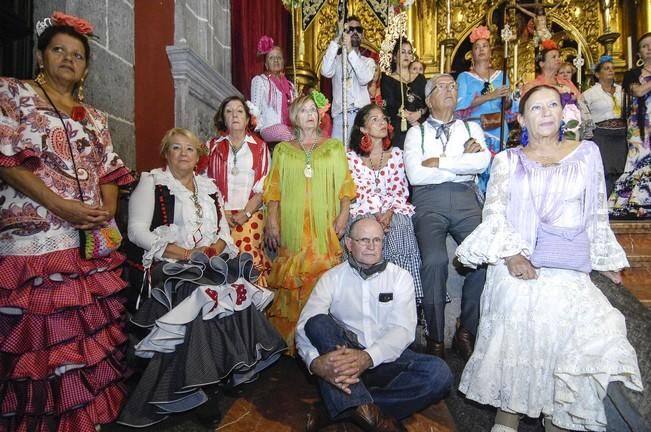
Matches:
[441,37,458,73]
[639,0,651,36]
[285,6,318,93]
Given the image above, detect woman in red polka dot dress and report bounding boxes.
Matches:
[205,96,272,286]
[347,104,423,302]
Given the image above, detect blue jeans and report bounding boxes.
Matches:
[304,314,452,420]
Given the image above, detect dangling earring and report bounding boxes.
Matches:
[360,133,373,153]
[559,120,566,141]
[520,127,529,146]
[636,54,645,68]
[35,65,46,86]
[77,77,85,102]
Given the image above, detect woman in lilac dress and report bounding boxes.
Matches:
[456,85,641,432]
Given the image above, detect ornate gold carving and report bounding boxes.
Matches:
[294,0,613,89]
[301,0,328,30]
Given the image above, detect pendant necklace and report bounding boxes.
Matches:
[368,151,386,193]
[229,137,244,176]
[299,139,316,178]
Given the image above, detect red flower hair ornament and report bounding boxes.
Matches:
[469,26,491,44]
[36,11,97,40]
[257,36,275,56]
[541,39,559,51]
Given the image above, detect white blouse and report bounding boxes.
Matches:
[347,148,415,216]
[583,83,623,124]
[208,135,268,210]
[128,167,237,268]
[250,74,295,131]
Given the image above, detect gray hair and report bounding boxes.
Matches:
[425,73,454,97]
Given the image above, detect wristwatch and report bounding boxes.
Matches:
[245,210,252,219]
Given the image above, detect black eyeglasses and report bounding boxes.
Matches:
[480,81,494,95]
[345,26,364,34]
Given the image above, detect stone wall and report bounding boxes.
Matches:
[34,0,136,169]
[169,0,239,141]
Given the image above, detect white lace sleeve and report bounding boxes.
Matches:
[585,144,629,271]
[141,224,181,269]
[456,151,532,268]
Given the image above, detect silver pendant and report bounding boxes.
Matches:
[304,163,313,178]
[441,152,446,157]
[231,166,239,176]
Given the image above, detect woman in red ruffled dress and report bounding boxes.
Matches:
[0,11,133,431]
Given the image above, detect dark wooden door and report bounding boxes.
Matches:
[0,0,34,79]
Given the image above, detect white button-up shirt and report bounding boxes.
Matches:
[296,262,417,372]
[403,118,491,186]
[320,41,375,117]
[583,83,623,124]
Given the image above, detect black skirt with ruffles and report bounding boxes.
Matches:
[117,252,286,428]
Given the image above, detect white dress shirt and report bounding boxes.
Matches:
[320,41,375,116]
[250,74,295,131]
[403,118,491,186]
[128,168,238,267]
[296,262,417,372]
[583,83,623,124]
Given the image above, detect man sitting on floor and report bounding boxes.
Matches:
[296,218,453,432]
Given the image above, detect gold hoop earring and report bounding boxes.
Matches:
[77,78,85,102]
[35,65,47,86]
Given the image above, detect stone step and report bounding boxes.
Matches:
[612,220,651,268]
[611,221,651,307]
[621,267,651,308]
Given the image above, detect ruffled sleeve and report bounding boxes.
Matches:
[85,106,134,186]
[584,143,629,271]
[0,78,41,170]
[456,151,532,268]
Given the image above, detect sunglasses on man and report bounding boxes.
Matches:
[345,26,364,34]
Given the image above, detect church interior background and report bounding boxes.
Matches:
[1,0,650,431]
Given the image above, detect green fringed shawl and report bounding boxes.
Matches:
[266,139,350,254]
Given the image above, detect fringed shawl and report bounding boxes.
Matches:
[264,139,354,254]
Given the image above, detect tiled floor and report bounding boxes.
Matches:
[105,355,457,432]
[215,356,456,431]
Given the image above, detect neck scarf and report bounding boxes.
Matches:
[347,255,388,280]
[427,118,456,141]
[268,73,293,126]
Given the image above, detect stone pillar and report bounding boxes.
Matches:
[34,0,136,169]
[167,0,239,142]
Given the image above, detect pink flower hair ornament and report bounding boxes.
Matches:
[469,26,491,44]
[36,11,97,39]
[256,36,275,56]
